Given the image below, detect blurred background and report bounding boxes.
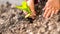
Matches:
[0,0,23,5]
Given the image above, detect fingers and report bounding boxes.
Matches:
[43,5,58,18]
[25,0,36,19]
[43,6,59,18]
[50,8,55,17]
[55,9,59,14]
[43,8,49,18]
[30,10,36,19]
[27,0,36,19]
[43,6,52,18]
[43,0,60,19]
[45,9,52,18]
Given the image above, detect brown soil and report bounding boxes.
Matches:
[0,0,60,34]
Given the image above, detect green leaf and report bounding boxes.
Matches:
[22,1,27,8]
[16,1,31,18]
[16,5,23,10]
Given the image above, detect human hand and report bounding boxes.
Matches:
[25,0,36,19]
[43,0,60,18]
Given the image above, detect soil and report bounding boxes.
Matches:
[0,0,60,34]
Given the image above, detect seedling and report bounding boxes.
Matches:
[16,1,31,18]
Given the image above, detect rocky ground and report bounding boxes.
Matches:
[0,0,60,34]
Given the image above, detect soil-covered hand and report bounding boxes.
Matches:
[43,0,60,18]
[25,0,36,19]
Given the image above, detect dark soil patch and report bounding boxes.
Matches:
[0,0,60,34]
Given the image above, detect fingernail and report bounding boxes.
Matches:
[55,10,59,14]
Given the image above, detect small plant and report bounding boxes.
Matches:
[16,1,31,18]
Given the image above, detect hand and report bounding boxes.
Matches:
[24,0,36,19]
[43,0,60,18]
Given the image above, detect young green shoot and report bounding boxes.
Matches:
[16,1,31,18]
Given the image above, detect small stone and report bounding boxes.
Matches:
[0,19,5,24]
